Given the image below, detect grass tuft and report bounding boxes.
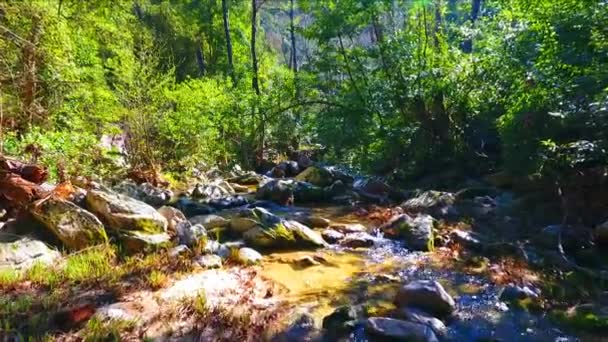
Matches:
[147,270,169,290]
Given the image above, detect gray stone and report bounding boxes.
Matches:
[256,179,295,205]
[329,223,367,233]
[364,317,438,342]
[396,307,447,338]
[379,214,434,251]
[119,231,171,253]
[30,197,108,250]
[252,207,282,227]
[499,285,539,303]
[0,236,60,271]
[157,206,187,236]
[321,229,345,244]
[178,223,207,247]
[340,232,377,248]
[395,280,456,318]
[86,189,168,233]
[402,190,457,218]
[230,217,259,234]
[189,214,229,228]
[168,245,190,257]
[295,166,334,187]
[238,247,263,265]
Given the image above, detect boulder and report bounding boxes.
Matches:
[0,236,60,270]
[172,197,215,217]
[118,231,171,253]
[396,307,447,338]
[297,155,313,170]
[499,285,539,303]
[207,195,248,210]
[394,280,456,318]
[322,306,361,340]
[177,223,207,247]
[324,180,347,197]
[229,183,250,193]
[330,223,367,233]
[295,166,334,187]
[449,229,483,252]
[256,179,295,205]
[114,181,172,207]
[401,191,457,218]
[244,220,326,249]
[238,247,263,265]
[340,232,377,248]
[364,317,438,342]
[157,206,187,236]
[86,189,167,233]
[230,217,259,234]
[290,213,331,228]
[293,255,321,268]
[191,183,232,200]
[189,214,229,228]
[355,178,391,197]
[378,214,434,251]
[168,245,190,257]
[252,207,282,227]
[226,171,263,185]
[294,181,327,202]
[321,229,345,244]
[30,197,108,250]
[282,220,327,247]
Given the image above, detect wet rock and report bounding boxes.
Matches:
[294,181,327,202]
[189,214,229,228]
[119,231,171,253]
[273,313,317,342]
[86,189,168,233]
[322,229,345,244]
[355,178,391,198]
[325,180,347,197]
[230,217,259,234]
[267,166,286,178]
[177,223,206,247]
[229,182,250,193]
[256,179,295,205]
[297,155,313,170]
[191,183,232,200]
[295,166,334,187]
[196,254,222,268]
[168,245,190,257]
[294,255,320,268]
[252,207,282,227]
[238,247,263,265]
[158,206,187,236]
[364,317,438,342]
[401,190,457,218]
[330,223,367,233]
[499,285,539,303]
[243,220,326,249]
[379,214,434,251]
[30,197,108,250]
[0,236,60,270]
[537,224,594,251]
[282,220,327,248]
[449,229,483,252]
[289,213,331,228]
[207,195,248,210]
[172,197,215,217]
[322,306,362,340]
[396,307,447,338]
[595,220,608,245]
[340,232,377,248]
[394,280,456,318]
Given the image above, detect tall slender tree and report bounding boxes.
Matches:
[221,0,235,83]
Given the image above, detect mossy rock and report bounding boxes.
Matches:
[295,166,334,187]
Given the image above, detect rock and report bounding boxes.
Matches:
[226,171,262,185]
[378,214,434,251]
[229,183,250,193]
[321,229,345,244]
[196,254,222,268]
[177,223,207,247]
[86,189,167,233]
[401,191,457,218]
[282,220,327,248]
[364,317,438,342]
[322,306,361,340]
[290,213,331,228]
[268,166,286,178]
[279,161,300,177]
[340,232,377,248]
[449,229,483,252]
[191,183,232,200]
[396,307,447,338]
[30,197,108,250]
[238,247,263,265]
[355,178,391,197]
[324,180,347,198]
[189,214,229,228]
[207,195,248,210]
[499,285,539,303]
[596,220,608,245]
[0,236,60,270]
[168,245,190,257]
[118,231,171,253]
[252,207,282,227]
[114,181,172,207]
[157,206,187,236]
[297,155,313,170]
[394,280,456,318]
[330,223,367,233]
[295,166,334,187]
[256,179,295,205]
[273,313,317,342]
[294,255,320,268]
[294,181,327,202]
[243,227,277,248]
[172,197,215,217]
[230,217,259,234]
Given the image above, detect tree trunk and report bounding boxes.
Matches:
[196,37,206,77]
[221,0,235,83]
[289,0,298,74]
[251,0,260,96]
[462,0,482,53]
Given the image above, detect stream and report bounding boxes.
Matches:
[255,204,580,341]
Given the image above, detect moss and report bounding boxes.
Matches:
[552,308,608,332]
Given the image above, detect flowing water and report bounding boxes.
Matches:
[257,205,582,341]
